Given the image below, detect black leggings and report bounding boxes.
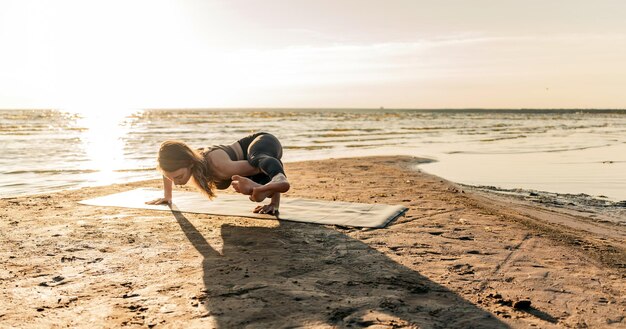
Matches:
[238,133,285,184]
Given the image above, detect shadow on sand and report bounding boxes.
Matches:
[172,210,509,328]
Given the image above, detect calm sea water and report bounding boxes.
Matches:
[1,109,625,201]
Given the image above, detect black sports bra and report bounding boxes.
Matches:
[201,132,273,190]
[202,145,239,190]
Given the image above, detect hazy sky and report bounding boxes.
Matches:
[1,0,625,110]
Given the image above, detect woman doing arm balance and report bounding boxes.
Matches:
[146,132,290,214]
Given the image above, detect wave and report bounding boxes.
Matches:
[311,135,418,144]
[2,168,155,175]
[446,143,617,155]
[284,145,333,150]
[479,135,527,142]
[345,142,409,148]
[315,131,411,138]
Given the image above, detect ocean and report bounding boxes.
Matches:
[1,109,625,202]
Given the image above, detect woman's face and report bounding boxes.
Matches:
[163,167,192,185]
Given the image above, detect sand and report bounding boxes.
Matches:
[1,156,624,328]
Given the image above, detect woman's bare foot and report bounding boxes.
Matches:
[231,175,259,195]
[250,174,290,202]
[232,174,290,202]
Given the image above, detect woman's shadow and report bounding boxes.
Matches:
[172,210,509,328]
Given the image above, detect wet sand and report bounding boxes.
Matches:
[1,156,624,328]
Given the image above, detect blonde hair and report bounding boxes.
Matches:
[157,140,216,199]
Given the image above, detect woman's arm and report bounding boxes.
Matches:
[163,175,173,201]
[145,175,173,205]
[253,193,280,215]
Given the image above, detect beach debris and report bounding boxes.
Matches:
[513,300,532,310]
[61,255,85,262]
[129,304,148,312]
[448,263,474,275]
[86,257,103,264]
[39,275,66,287]
[57,296,79,306]
[487,293,534,311]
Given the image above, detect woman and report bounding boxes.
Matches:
[146,132,290,214]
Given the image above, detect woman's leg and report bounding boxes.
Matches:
[246,133,285,179]
[231,133,290,203]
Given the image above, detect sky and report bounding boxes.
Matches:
[1,0,625,110]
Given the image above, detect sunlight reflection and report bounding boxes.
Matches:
[68,107,142,185]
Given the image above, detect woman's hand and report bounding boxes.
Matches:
[145,197,172,205]
[253,203,278,215]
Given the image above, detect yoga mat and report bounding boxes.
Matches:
[79,188,407,228]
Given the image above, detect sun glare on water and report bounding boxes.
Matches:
[67,106,141,185]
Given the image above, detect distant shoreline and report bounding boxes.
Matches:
[3,156,624,221]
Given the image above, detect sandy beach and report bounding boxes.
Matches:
[1,156,624,328]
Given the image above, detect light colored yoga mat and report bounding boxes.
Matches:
[79,188,407,228]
